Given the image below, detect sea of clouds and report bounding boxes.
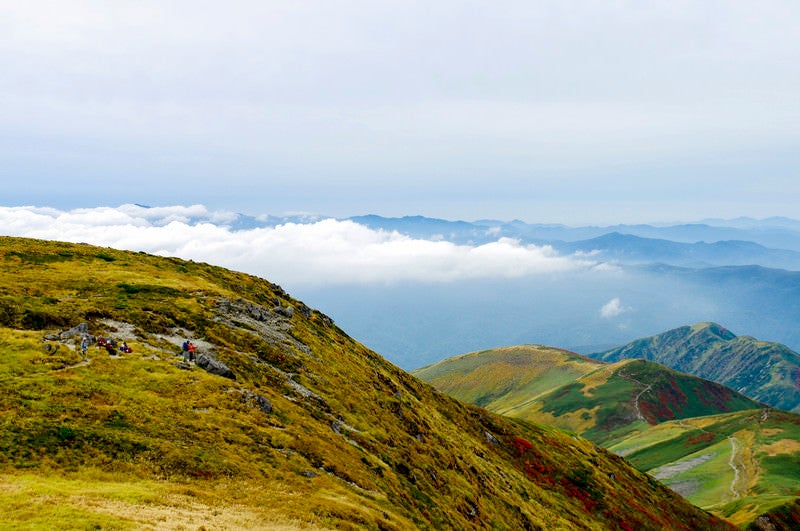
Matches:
[0,204,602,288]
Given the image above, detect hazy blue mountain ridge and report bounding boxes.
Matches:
[553,232,800,269]
[346,215,800,253]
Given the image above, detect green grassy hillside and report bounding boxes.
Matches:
[607,409,800,527]
[0,236,733,530]
[592,323,800,413]
[415,345,798,527]
[415,347,761,444]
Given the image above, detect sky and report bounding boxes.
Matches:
[1,1,799,223]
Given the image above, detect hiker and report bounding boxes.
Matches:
[80,336,89,358]
[188,341,197,362]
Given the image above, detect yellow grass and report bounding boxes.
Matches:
[578,366,614,396]
[0,473,322,530]
[762,438,800,456]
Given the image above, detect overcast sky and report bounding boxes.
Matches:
[2,1,799,223]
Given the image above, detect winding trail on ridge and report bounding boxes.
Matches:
[617,370,652,422]
[728,436,745,499]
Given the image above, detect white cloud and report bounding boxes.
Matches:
[0,205,596,288]
[600,298,630,318]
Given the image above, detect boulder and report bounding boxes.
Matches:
[274,304,294,318]
[196,353,236,380]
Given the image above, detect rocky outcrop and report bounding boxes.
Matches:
[44,322,94,342]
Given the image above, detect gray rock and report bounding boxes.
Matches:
[274,305,294,318]
[254,394,272,414]
[196,353,236,380]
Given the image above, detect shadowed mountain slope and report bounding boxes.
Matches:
[0,237,733,530]
[592,323,800,412]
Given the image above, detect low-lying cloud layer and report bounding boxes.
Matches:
[0,205,596,287]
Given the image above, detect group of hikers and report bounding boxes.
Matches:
[77,335,195,361]
[90,336,133,357]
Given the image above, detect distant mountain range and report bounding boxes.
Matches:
[347,214,800,255]
[415,342,800,526]
[591,322,800,413]
[554,232,800,269]
[139,207,800,257]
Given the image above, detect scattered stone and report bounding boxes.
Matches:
[42,343,60,354]
[464,502,478,519]
[330,419,360,435]
[242,390,273,414]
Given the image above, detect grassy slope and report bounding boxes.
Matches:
[0,236,732,530]
[593,322,800,413]
[413,345,602,413]
[415,345,798,527]
[415,348,761,444]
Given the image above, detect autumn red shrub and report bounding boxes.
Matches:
[511,437,533,456]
